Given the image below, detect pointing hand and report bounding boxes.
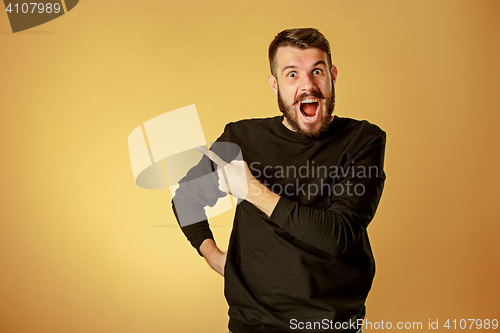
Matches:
[197,146,252,199]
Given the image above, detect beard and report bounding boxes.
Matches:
[277,86,335,139]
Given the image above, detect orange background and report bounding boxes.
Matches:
[1,1,499,332]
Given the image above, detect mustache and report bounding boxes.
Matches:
[293,90,325,105]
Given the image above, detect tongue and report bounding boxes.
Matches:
[301,103,317,116]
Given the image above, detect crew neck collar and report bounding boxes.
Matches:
[273,115,338,142]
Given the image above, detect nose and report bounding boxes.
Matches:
[299,73,316,92]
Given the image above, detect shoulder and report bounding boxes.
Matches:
[335,116,385,135]
[334,116,386,141]
[329,117,386,156]
[211,117,279,161]
[224,116,278,131]
[221,116,279,140]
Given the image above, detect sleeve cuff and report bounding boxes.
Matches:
[268,197,294,228]
[189,228,215,256]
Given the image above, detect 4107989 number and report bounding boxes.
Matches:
[443,319,498,330]
[5,2,62,14]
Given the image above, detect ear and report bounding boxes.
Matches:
[331,65,338,85]
[268,74,278,96]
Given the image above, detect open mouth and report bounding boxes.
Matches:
[299,98,319,120]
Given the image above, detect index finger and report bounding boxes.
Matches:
[197,146,228,167]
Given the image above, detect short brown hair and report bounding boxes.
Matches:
[268,28,332,76]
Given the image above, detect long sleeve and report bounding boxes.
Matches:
[171,129,242,255]
[267,133,386,256]
[172,154,221,254]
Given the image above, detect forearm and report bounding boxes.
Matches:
[200,238,227,276]
[199,238,219,256]
[245,179,281,217]
[268,198,369,256]
[245,174,374,256]
[265,135,386,256]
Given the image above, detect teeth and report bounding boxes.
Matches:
[301,98,318,104]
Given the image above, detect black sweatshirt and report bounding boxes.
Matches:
[172,116,386,333]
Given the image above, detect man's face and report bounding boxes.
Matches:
[269,46,338,138]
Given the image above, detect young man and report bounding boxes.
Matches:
[173,28,386,333]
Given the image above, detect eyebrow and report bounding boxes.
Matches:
[282,65,297,73]
[313,60,327,67]
[281,61,327,74]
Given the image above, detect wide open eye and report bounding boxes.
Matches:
[287,71,297,78]
[313,69,323,75]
